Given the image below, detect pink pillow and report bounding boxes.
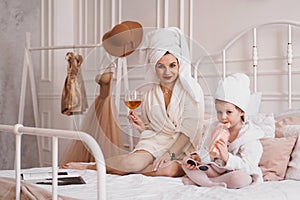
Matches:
[259,136,297,181]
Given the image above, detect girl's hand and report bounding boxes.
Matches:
[182,153,201,170]
[215,139,229,163]
[190,153,201,162]
[128,111,145,133]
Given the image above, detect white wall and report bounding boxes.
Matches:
[192,0,300,53]
[0,0,40,169]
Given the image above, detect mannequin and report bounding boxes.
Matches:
[60,67,125,164]
[61,20,143,166]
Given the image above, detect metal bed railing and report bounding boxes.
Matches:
[0,124,106,200]
[221,20,300,109]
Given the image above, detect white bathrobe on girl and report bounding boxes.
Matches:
[198,119,264,184]
[196,73,264,184]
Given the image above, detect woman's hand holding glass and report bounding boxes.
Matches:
[128,111,145,132]
[124,90,144,130]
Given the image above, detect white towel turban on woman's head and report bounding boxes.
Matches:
[145,27,203,102]
[214,73,251,112]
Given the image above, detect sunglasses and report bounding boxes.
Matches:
[186,158,209,171]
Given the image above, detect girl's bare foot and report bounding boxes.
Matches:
[216,182,227,188]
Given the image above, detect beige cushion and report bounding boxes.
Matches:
[259,136,297,181]
[281,125,300,180]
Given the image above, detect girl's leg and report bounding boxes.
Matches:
[210,170,252,189]
[182,165,226,187]
[182,175,197,185]
[202,164,226,177]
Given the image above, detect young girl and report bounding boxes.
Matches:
[182,73,264,189]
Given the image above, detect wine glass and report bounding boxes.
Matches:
[124,90,143,150]
[124,90,143,111]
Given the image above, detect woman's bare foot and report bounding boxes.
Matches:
[215,182,227,188]
[219,182,227,188]
[61,162,92,170]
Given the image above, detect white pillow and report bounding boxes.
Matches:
[247,113,275,138]
[282,125,300,180]
[246,92,262,116]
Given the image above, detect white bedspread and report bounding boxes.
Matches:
[0,167,299,200]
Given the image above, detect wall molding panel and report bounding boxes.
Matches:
[40,0,53,82]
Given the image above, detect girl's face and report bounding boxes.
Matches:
[155,53,179,87]
[215,100,244,128]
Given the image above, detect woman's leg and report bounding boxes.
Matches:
[62,150,154,175]
[182,165,226,187]
[210,170,252,189]
[106,150,154,175]
[142,160,185,177]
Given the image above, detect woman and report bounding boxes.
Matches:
[63,27,205,177]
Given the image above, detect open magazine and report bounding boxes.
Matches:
[21,171,86,185]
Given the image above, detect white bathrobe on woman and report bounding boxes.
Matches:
[133,27,205,158]
[134,80,204,158]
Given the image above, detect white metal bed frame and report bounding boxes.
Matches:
[0,123,106,200]
[221,20,300,109]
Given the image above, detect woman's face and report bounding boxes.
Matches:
[155,53,179,87]
[215,100,244,128]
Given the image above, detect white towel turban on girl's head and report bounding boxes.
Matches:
[145,27,203,102]
[214,73,251,112]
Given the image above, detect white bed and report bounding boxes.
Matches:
[0,166,299,200]
[1,21,300,200]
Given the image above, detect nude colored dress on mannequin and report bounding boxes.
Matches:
[60,71,125,164]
